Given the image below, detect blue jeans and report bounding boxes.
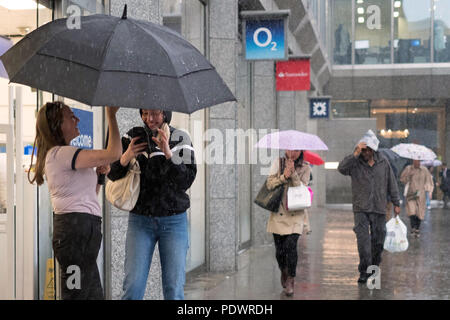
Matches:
[426,191,430,208]
[122,212,189,300]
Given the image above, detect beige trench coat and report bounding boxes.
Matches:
[400,165,434,220]
[266,158,311,235]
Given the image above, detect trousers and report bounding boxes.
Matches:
[52,212,104,300]
[353,212,386,275]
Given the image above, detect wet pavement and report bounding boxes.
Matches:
[185,203,450,300]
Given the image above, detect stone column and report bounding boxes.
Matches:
[207,0,239,272]
[108,0,162,300]
[251,60,278,246]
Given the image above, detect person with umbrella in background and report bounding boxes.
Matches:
[338,130,401,284]
[108,108,196,300]
[27,103,122,299]
[265,149,311,296]
[255,130,328,296]
[400,160,434,237]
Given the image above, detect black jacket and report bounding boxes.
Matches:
[108,125,197,217]
[338,151,400,214]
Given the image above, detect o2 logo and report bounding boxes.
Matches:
[253,27,277,51]
[245,19,286,60]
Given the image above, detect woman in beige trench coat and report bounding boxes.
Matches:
[400,160,434,238]
[266,150,311,296]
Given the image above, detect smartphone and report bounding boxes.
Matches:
[135,135,146,145]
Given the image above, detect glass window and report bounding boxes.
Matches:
[332,0,352,64]
[355,0,392,64]
[433,0,450,62]
[394,0,431,63]
[331,100,370,118]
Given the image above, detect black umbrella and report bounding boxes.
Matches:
[378,148,411,178]
[0,5,235,113]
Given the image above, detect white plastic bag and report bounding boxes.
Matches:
[384,216,409,253]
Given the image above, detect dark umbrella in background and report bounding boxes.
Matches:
[0,36,13,79]
[379,148,411,178]
[0,5,236,113]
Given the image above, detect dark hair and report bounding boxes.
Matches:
[139,109,172,124]
[281,151,304,173]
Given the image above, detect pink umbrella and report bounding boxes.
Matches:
[255,130,328,151]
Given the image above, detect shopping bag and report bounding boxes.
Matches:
[383,216,409,253]
[106,158,141,211]
[286,183,311,211]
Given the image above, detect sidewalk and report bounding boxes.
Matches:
[185,205,450,300]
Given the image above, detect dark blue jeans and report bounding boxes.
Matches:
[52,212,104,300]
[122,212,189,300]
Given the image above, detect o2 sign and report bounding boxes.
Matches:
[242,11,289,61]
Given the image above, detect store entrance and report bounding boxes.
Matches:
[370,99,446,159]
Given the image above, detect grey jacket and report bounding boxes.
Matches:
[338,152,400,214]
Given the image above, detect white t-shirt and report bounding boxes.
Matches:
[45,146,101,217]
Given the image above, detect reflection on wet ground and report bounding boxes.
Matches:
[185,206,450,300]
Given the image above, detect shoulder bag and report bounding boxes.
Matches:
[106,158,141,211]
[254,158,285,212]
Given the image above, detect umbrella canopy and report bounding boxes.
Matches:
[378,148,410,178]
[391,143,436,161]
[0,5,235,113]
[0,36,13,79]
[255,130,328,151]
[303,150,324,165]
[421,159,442,167]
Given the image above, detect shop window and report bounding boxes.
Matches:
[433,0,450,62]
[331,100,370,118]
[355,0,392,64]
[394,0,431,63]
[332,0,352,65]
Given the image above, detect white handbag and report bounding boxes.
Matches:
[286,183,311,211]
[106,158,140,211]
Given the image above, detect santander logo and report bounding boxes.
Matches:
[277,71,308,78]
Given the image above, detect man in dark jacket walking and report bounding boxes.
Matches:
[338,130,401,284]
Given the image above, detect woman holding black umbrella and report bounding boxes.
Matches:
[28,102,122,299]
[108,108,196,300]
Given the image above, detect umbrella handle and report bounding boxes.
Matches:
[97,129,109,185]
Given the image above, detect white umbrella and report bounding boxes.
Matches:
[391,143,436,161]
[255,130,328,151]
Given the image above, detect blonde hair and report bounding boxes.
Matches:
[28,101,67,185]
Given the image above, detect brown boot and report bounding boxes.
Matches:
[284,276,295,296]
[281,268,288,288]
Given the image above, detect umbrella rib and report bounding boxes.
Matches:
[34,52,215,78]
[91,19,124,105]
[126,19,213,78]
[5,17,109,79]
